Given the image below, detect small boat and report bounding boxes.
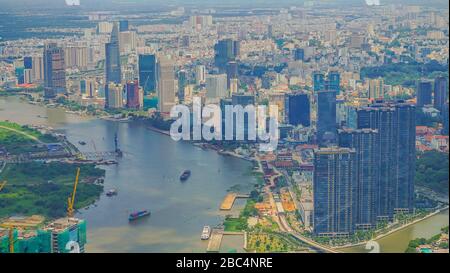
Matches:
[78,141,87,145]
[180,170,191,181]
[201,226,211,240]
[129,210,151,221]
[106,189,118,197]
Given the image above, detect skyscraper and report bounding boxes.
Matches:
[106,82,124,109]
[313,71,340,94]
[156,56,176,113]
[338,128,379,229]
[105,23,121,84]
[32,55,44,83]
[313,147,357,236]
[214,39,239,72]
[294,48,305,61]
[285,92,310,127]
[317,90,337,146]
[43,43,66,98]
[195,65,206,85]
[177,70,187,103]
[119,20,129,32]
[357,101,416,219]
[434,76,448,112]
[206,74,228,99]
[416,80,432,107]
[138,54,156,93]
[326,71,340,94]
[226,61,238,89]
[443,102,449,135]
[126,79,140,109]
[368,78,384,100]
[313,72,325,92]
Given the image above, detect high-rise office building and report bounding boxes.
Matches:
[32,55,44,83]
[313,147,357,236]
[126,80,141,109]
[65,46,88,70]
[443,102,449,135]
[206,74,228,99]
[214,39,239,72]
[105,23,121,84]
[313,72,325,92]
[106,82,124,109]
[416,80,432,107]
[316,90,337,146]
[23,56,32,69]
[357,101,416,219]
[195,65,206,85]
[156,56,176,113]
[138,54,156,93]
[177,70,187,103]
[285,93,310,127]
[326,71,340,94]
[434,76,447,112]
[43,43,66,98]
[229,78,239,94]
[119,20,129,32]
[226,61,238,89]
[313,71,340,94]
[338,128,379,229]
[368,78,384,100]
[294,48,304,61]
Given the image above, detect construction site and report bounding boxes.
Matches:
[0,166,88,253]
[0,216,87,253]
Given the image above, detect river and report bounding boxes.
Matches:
[0,96,255,252]
[0,96,448,253]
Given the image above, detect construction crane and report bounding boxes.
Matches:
[67,168,80,218]
[0,224,16,253]
[0,181,14,253]
[0,181,6,192]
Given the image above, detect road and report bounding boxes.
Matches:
[0,125,43,144]
[256,156,340,253]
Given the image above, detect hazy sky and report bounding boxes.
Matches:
[0,0,447,10]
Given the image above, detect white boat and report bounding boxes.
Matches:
[201,226,211,240]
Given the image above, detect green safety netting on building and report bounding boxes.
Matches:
[0,220,86,253]
[78,220,87,246]
[57,229,71,253]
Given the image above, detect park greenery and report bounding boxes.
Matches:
[360,61,448,87]
[405,226,449,253]
[0,121,57,154]
[223,199,258,232]
[415,151,449,195]
[0,162,105,219]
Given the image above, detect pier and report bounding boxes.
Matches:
[206,229,223,252]
[220,193,250,210]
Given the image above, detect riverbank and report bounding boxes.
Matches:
[334,206,449,252]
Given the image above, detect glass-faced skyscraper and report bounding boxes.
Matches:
[416,80,432,107]
[434,76,448,112]
[43,43,66,98]
[338,128,379,229]
[138,54,156,93]
[214,39,239,73]
[317,90,337,146]
[313,147,357,236]
[357,101,416,220]
[105,23,121,84]
[285,92,310,127]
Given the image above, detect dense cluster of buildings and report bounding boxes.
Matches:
[0,3,448,239]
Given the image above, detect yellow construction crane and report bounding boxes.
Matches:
[67,168,80,218]
[0,181,14,253]
[0,181,6,192]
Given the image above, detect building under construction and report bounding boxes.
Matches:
[0,216,86,253]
